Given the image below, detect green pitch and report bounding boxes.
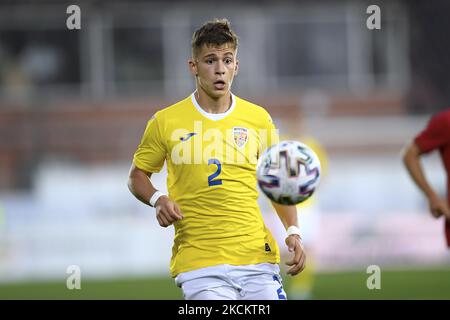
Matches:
[311,267,450,299]
[1,267,450,300]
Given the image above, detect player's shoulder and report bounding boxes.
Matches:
[150,95,192,122]
[433,108,450,120]
[234,95,274,122]
[235,95,270,115]
[429,108,450,126]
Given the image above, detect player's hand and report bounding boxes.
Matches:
[285,235,306,276]
[155,195,183,227]
[428,194,450,220]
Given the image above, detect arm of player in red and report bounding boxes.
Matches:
[445,219,450,248]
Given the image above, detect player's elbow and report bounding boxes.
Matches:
[401,147,409,165]
[401,142,419,167]
[127,173,137,196]
[127,165,142,193]
[127,165,151,193]
[127,175,134,193]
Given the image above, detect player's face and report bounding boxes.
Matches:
[189,43,239,99]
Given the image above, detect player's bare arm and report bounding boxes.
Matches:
[271,201,306,276]
[402,141,450,219]
[128,164,183,227]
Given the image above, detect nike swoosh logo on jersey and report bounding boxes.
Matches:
[180,132,197,141]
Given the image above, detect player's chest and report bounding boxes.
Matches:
[165,121,261,165]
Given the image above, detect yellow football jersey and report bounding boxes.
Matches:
[133,93,280,277]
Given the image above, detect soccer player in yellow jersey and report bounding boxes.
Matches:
[128,18,305,300]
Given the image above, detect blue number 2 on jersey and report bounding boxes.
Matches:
[208,158,223,186]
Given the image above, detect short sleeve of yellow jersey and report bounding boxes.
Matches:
[133,115,166,173]
[258,112,279,158]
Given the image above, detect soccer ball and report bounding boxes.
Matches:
[257,140,321,205]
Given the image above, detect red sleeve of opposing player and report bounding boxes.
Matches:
[414,112,450,154]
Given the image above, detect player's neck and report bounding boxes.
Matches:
[195,90,232,114]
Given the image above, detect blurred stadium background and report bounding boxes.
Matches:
[1,0,450,299]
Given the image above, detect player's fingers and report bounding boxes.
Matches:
[287,241,302,265]
[159,204,179,223]
[435,210,443,218]
[287,247,306,275]
[174,203,184,219]
[157,211,171,227]
[166,207,182,221]
[285,242,302,266]
[285,256,295,266]
[285,235,300,254]
[431,208,443,218]
[156,214,165,227]
[169,203,183,220]
[285,237,295,253]
[297,251,307,273]
[287,263,299,275]
[288,251,306,276]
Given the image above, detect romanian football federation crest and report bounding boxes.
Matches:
[233,127,248,148]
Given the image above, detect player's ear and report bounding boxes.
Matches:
[234,59,239,76]
[188,59,198,77]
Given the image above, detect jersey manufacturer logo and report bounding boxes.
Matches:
[180,132,197,141]
[265,243,271,252]
[233,127,248,148]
